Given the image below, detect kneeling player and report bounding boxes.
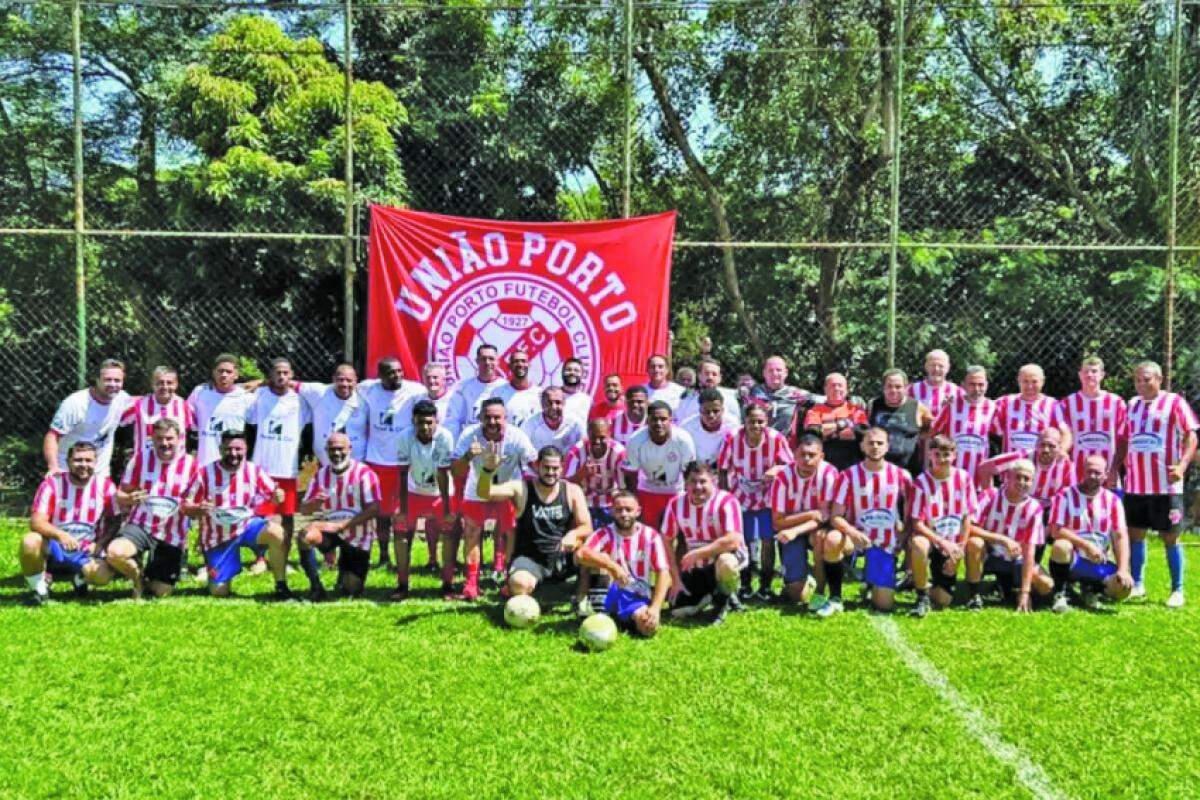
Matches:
[1047,455,1133,611]
[664,461,747,625]
[576,492,671,637]
[476,443,591,599]
[908,436,977,616]
[296,433,381,600]
[769,434,837,607]
[183,430,292,599]
[564,418,628,616]
[18,442,118,604]
[967,460,1053,612]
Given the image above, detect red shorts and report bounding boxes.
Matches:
[638,490,675,530]
[405,493,447,531]
[368,463,401,515]
[255,477,297,517]
[460,499,515,532]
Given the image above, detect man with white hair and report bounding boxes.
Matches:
[746,355,812,436]
[801,373,868,470]
[991,364,1071,454]
[931,365,996,486]
[908,349,963,413]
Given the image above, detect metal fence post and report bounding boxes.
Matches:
[886,0,904,369]
[342,0,356,363]
[623,0,633,219]
[72,0,86,387]
[1164,0,1183,390]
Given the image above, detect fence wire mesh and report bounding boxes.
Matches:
[2,0,1199,512]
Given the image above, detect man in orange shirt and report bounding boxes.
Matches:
[798,373,869,470]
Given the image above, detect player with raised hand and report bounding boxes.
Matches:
[563,417,627,615]
[187,353,258,467]
[476,443,591,600]
[966,460,1052,611]
[45,358,132,478]
[183,430,292,599]
[645,354,686,414]
[577,491,672,638]
[295,433,381,601]
[121,365,195,461]
[977,427,1074,563]
[522,387,586,459]
[611,385,649,446]
[825,427,914,616]
[451,398,537,600]
[623,401,697,529]
[908,349,963,413]
[908,435,977,616]
[19,442,122,604]
[770,433,838,607]
[680,388,738,467]
[107,418,198,599]
[1047,455,1133,612]
[488,350,542,428]
[1122,360,1198,606]
[663,461,747,625]
[394,400,456,599]
[1056,355,1128,484]
[931,365,996,486]
[717,403,793,600]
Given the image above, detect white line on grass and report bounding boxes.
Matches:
[871,616,1071,800]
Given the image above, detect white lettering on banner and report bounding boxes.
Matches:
[450,231,486,274]
[412,258,452,300]
[483,232,509,266]
[520,232,546,266]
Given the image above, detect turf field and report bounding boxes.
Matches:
[2,518,1197,800]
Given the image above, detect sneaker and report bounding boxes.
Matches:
[670,593,713,619]
[807,592,828,612]
[965,595,983,612]
[273,586,298,602]
[389,584,409,602]
[753,588,777,603]
[249,558,268,576]
[1080,590,1101,611]
[1166,590,1185,609]
[1129,583,1146,599]
[816,598,844,618]
[308,586,329,603]
[910,594,931,618]
[711,596,732,626]
[1052,592,1070,613]
[896,574,916,593]
[574,597,594,619]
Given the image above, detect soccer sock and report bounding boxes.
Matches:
[915,587,928,600]
[1050,559,1070,595]
[1130,539,1147,585]
[465,562,480,591]
[1166,543,1185,593]
[299,548,322,590]
[252,545,266,561]
[967,581,981,600]
[440,558,456,588]
[25,573,44,592]
[274,579,288,592]
[826,560,844,601]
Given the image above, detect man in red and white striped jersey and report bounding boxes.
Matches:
[770,433,838,606]
[107,418,198,598]
[121,365,195,460]
[908,349,963,413]
[967,460,1053,612]
[610,385,648,446]
[978,427,1075,554]
[991,364,1071,454]
[717,403,793,600]
[1047,455,1133,611]
[909,435,977,615]
[662,461,746,625]
[564,417,627,616]
[1122,361,1198,607]
[826,427,914,616]
[932,365,997,486]
[183,430,292,599]
[296,433,381,601]
[1056,356,1128,485]
[19,441,122,604]
[577,492,672,637]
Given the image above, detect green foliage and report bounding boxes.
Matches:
[669,305,711,366]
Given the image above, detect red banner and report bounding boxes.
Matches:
[367,207,676,395]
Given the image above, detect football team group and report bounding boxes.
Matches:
[17,345,1197,637]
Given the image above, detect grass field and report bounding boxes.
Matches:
[2,518,1198,800]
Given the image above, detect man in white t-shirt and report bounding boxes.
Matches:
[623,401,697,529]
[394,399,456,599]
[450,344,506,435]
[298,363,369,466]
[674,357,742,424]
[521,387,586,461]
[488,350,542,428]
[680,388,738,466]
[645,354,686,413]
[247,357,311,561]
[560,358,593,422]
[187,353,257,467]
[45,358,132,478]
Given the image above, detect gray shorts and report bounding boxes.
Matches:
[509,555,564,584]
[116,523,154,555]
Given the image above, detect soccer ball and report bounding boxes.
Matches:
[579,613,619,652]
[503,594,540,629]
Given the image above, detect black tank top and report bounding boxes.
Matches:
[514,479,571,565]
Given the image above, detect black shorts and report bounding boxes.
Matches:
[315,533,370,582]
[1123,493,1184,533]
[145,539,184,585]
[930,549,957,593]
[983,554,1023,588]
[680,565,717,600]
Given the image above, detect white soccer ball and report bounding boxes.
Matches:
[579,613,619,652]
[504,594,540,629]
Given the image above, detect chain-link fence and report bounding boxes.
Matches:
[2,0,1198,509]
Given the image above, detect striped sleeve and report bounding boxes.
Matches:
[101,478,119,515]
[1047,490,1069,529]
[1018,505,1044,546]
[661,498,681,542]
[719,493,743,535]
[648,531,668,572]
[562,442,583,479]
[831,471,850,510]
[769,472,788,514]
[32,477,56,517]
[716,434,734,471]
[1173,395,1200,432]
[584,528,611,552]
[121,454,140,487]
[362,468,380,505]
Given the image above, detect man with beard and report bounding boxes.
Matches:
[623,401,697,529]
[45,358,132,478]
[560,358,593,422]
[488,350,543,428]
[589,374,625,422]
[745,355,813,436]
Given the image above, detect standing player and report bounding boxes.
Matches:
[967,460,1053,611]
[121,365,195,460]
[825,428,914,616]
[298,363,369,467]
[801,373,868,470]
[451,399,537,599]
[909,349,963,413]
[450,344,506,434]
[680,388,738,466]
[1047,455,1133,611]
[560,358,593,422]
[770,434,838,607]
[45,358,132,477]
[394,400,456,599]
[246,358,310,564]
[188,353,256,467]
[522,387,587,459]
[1123,361,1198,606]
[868,369,933,475]
[746,355,812,436]
[991,364,1070,454]
[413,362,463,444]
[360,356,424,570]
[296,433,381,601]
[718,404,793,600]
[645,354,686,413]
[488,350,543,428]
[589,374,625,422]
[623,401,697,528]
[932,365,997,486]
[663,461,747,625]
[577,492,672,638]
[183,430,292,599]
[107,419,197,599]
[1056,356,1128,484]
[19,442,119,604]
[475,444,591,599]
[908,436,977,616]
[674,358,742,423]
[564,418,627,615]
[611,385,649,446]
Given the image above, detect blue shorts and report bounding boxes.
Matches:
[204,517,269,586]
[779,536,810,584]
[589,506,615,528]
[1070,555,1117,583]
[864,546,897,590]
[46,540,93,576]
[603,583,649,626]
[742,508,774,543]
